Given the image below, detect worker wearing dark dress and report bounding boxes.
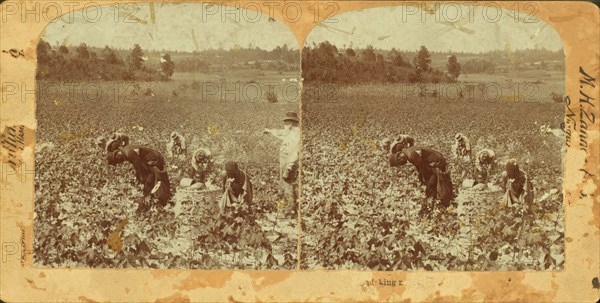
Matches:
[389,146,454,209]
[108,145,171,208]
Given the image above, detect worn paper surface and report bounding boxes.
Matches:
[0,1,598,302]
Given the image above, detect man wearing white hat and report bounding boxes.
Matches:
[452,133,472,161]
[167,131,186,157]
[264,111,300,218]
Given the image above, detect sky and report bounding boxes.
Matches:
[42,3,564,53]
[306,5,564,53]
[42,3,298,51]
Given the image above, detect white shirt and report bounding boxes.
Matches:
[268,126,300,177]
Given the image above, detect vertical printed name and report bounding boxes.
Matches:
[1,125,26,171]
[565,67,596,150]
[565,66,597,200]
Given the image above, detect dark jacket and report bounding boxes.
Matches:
[399,146,453,207]
[120,145,170,205]
[401,146,448,184]
[120,145,165,182]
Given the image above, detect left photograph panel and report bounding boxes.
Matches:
[34,3,301,269]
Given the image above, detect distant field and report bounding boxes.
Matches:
[170,70,301,104]
[172,70,300,82]
[460,71,565,99]
[303,71,565,106]
[37,69,301,106]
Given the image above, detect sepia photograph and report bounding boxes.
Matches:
[1,0,599,302]
[300,4,565,270]
[34,3,300,269]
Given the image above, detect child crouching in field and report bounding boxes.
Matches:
[219,161,253,212]
[501,159,534,207]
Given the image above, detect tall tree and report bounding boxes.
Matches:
[37,39,52,63]
[362,45,376,62]
[376,53,385,66]
[415,46,431,72]
[446,54,461,81]
[102,46,119,64]
[390,48,409,67]
[76,43,89,60]
[316,41,338,68]
[128,44,144,70]
[58,45,69,55]
[346,48,356,57]
[161,53,175,79]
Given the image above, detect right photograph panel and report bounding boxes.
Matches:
[300,4,565,271]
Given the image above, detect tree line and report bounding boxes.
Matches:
[174,44,300,73]
[302,41,564,84]
[36,39,175,81]
[302,42,460,84]
[36,38,560,82]
[36,40,300,80]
